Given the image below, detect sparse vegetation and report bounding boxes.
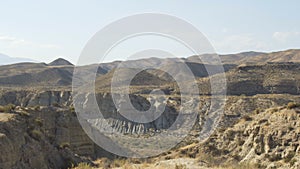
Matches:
[197,153,220,167]
[175,164,187,169]
[219,162,260,169]
[69,106,76,116]
[111,158,127,168]
[60,142,71,149]
[70,163,94,169]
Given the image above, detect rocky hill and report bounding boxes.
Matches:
[186,49,300,65]
[0,62,73,87]
[0,106,108,169]
[225,62,300,95]
[48,58,74,66]
[236,49,300,64]
[199,103,300,169]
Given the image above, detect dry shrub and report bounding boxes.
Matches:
[70,163,94,169]
[0,104,15,113]
[241,115,252,121]
[287,102,300,109]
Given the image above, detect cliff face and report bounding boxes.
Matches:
[0,90,298,136]
[0,106,111,169]
[199,105,300,169]
[0,90,72,107]
[0,89,299,169]
[92,93,181,134]
[0,91,187,168]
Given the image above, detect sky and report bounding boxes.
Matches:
[0,0,300,64]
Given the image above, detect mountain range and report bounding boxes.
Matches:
[0,49,299,95]
[0,53,36,65]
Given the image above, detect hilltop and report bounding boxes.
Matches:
[48,58,74,66]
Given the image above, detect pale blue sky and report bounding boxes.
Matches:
[0,0,299,63]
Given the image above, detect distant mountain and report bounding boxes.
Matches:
[207,62,300,95]
[187,50,300,64]
[0,53,35,65]
[237,49,300,63]
[0,62,73,87]
[186,51,265,64]
[147,62,236,81]
[219,51,266,64]
[48,58,73,66]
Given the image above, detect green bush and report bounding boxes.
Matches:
[52,102,61,107]
[60,142,71,149]
[69,106,75,112]
[69,106,76,116]
[284,152,295,163]
[33,105,40,111]
[290,158,297,166]
[241,115,252,121]
[111,158,126,168]
[175,164,187,169]
[0,104,16,113]
[19,110,30,117]
[34,118,43,127]
[258,119,268,124]
[29,129,43,141]
[267,153,282,162]
[254,109,261,114]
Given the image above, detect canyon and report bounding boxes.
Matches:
[0,49,299,169]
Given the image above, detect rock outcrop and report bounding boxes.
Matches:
[200,104,300,169]
[0,106,111,169]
